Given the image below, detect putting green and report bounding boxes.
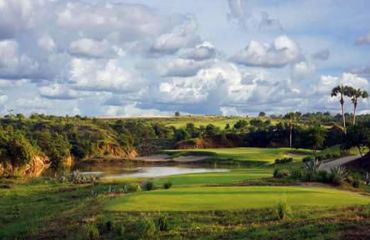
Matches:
[105,186,370,212]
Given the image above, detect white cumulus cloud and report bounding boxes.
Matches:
[231,35,301,68]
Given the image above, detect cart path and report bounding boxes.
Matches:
[319,155,362,172]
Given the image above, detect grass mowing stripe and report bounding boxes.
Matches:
[105,186,370,212]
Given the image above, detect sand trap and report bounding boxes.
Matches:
[135,154,209,163]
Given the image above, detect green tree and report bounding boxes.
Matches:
[284,112,300,148]
[346,87,369,125]
[343,123,370,156]
[331,85,350,133]
[307,124,326,157]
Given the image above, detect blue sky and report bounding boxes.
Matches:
[0,0,369,116]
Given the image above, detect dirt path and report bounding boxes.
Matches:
[319,155,361,172]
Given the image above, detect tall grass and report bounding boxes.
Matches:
[275,201,291,221]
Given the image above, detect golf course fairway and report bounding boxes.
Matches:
[105,186,370,211]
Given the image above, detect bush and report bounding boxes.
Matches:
[275,201,291,221]
[77,224,100,240]
[275,158,293,164]
[69,171,98,184]
[302,156,315,163]
[349,175,361,188]
[289,168,302,179]
[124,183,141,193]
[329,166,348,185]
[157,215,170,231]
[114,224,125,236]
[142,181,154,191]
[163,181,172,189]
[316,171,330,183]
[273,169,289,178]
[137,218,156,238]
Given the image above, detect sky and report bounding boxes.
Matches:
[0,0,370,117]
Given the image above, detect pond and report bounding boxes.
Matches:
[77,165,229,179]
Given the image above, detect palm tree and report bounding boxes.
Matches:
[331,85,349,133]
[284,112,300,148]
[347,87,369,125]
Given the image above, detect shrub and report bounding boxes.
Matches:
[137,218,156,238]
[316,171,330,183]
[275,201,291,221]
[100,220,113,233]
[157,215,170,231]
[124,183,141,193]
[329,166,348,185]
[302,156,314,163]
[303,159,321,177]
[163,181,172,189]
[77,224,100,240]
[273,169,289,178]
[275,158,293,164]
[349,175,361,188]
[69,171,98,184]
[142,181,154,191]
[289,168,302,179]
[114,224,125,236]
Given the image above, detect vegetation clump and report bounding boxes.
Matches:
[163,181,173,189]
[137,218,156,238]
[157,215,170,231]
[142,181,155,191]
[275,157,293,164]
[273,169,289,178]
[275,201,291,221]
[67,170,99,184]
[77,224,100,240]
[124,183,141,193]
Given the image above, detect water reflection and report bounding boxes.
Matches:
[76,164,229,179]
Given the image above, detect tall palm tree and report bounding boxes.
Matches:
[347,88,369,125]
[331,85,349,133]
[284,112,300,148]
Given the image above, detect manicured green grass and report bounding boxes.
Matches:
[154,168,272,186]
[165,147,312,164]
[105,186,370,212]
[155,116,282,129]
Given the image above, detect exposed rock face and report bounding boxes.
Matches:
[85,142,138,160]
[23,155,51,177]
[0,163,4,176]
[126,147,138,160]
[60,155,73,169]
[0,155,50,177]
[176,138,206,149]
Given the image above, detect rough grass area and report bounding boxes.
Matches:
[104,186,370,212]
[165,147,312,164]
[0,178,105,239]
[108,206,370,239]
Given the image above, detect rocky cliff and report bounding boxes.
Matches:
[0,155,50,177]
